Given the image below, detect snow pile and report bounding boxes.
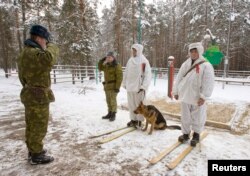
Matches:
[0,73,249,176]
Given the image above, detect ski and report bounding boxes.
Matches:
[166,132,208,170]
[149,141,182,164]
[89,126,130,139]
[98,127,136,144]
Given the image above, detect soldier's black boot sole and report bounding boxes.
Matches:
[109,112,116,121]
[30,154,54,165]
[190,132,200,147]
[28,149,47,160]
[102,112,111,119]
[178,134,189,143]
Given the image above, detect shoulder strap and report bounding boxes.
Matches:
[142,63,146,73]
[183,60,206,77]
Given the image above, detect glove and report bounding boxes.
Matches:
[197,98,205,106]
[101,57,106,63]
[137,89,144,94]
[114,89,119,93]
[174,95,179,100]
[101,57,108,65]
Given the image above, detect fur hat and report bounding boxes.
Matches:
[30,25,50,41]
[106,51,114,57]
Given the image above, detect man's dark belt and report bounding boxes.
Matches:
[24,84,50,91]
[102,80,116,84]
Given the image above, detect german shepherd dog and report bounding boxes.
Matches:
[134,102,181,135]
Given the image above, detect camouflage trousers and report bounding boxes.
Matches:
[24,104,49,154]
[105,90,118,112]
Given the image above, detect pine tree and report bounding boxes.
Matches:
[0,0,250,71]
[0,5,16,78]
[57,0,98,66]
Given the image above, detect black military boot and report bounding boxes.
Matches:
[127,120,136,127]
[178,134,190,143]
[28,149,47,160]
[102,112,111,119]
[134,120,142,128]
[190,132,200,147]
[127,120,141,127]
[109,112,116,121]
[30,152,54,165]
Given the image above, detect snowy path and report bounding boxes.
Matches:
[0,75,250,176]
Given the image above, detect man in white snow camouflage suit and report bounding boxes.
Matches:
[173,42,214,147]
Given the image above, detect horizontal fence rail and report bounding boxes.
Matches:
[51,65,99,84]
[1,65,250,85]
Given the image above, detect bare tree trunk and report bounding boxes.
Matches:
[0,11,9,78]
[153,32,157,68]
[171,5,176,57]
[79,0,86,66]
[14,0,22,52]
[226,0,233,75]
[22,0,27,41]
[47,12,52,31]
[79,0,88,30]
[159,26,165,67]
[180,6,186,64]
[46,0,58,31]
[37,0,40,23]
[164,27,170,66]
[114,0,122,64]
[132,0,136,44]
[79,0,94,79]
[205,0,208,27]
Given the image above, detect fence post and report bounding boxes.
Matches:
[95,63,98,84]
[53,70,56,84]
[77,66,80,79]
[72,70,75,84]
[86,67,88,78]
[154,68,157,86]
[81,68,84,83]
[168,56,175,99]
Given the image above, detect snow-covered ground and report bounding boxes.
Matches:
[0,71,250,176]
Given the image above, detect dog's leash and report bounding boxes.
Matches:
[136,89,146,130]
[137,61,146,129]
[137,89,146,102]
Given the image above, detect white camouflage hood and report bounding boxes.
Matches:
[131,43,143,57]
[123,43,151,92]
[188,42,204,58]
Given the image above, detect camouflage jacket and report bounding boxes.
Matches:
[18,39,59,105]
[98,58,123,91]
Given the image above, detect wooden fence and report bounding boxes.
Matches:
[2,65,250,85]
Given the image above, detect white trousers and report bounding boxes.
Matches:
[181,102,207,134]
[127,91,145,121]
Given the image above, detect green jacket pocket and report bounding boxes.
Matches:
[20,87,55,105]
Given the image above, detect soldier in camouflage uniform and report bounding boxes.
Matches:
[98,52,123,121]
[18,25,59,165]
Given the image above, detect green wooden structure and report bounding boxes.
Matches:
[203,44,224,66]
